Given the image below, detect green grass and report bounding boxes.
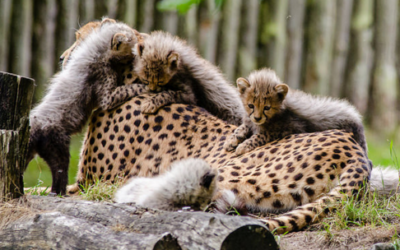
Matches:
[24,133,85,188]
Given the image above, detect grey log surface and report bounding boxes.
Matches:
[0,71,35,201]
[0,195,279,250]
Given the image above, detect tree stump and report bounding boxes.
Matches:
[0,71,35,201]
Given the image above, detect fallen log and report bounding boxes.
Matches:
[0,196,278,250]
[0,71,35,201]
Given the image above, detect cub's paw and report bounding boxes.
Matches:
[224,135,240,152]
[141,100,160,114]
[235,143,253,156]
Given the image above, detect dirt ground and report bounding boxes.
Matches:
[279,225,399,250]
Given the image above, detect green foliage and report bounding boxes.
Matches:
[324,190,400,231]
[157,0,223,14]
[157,0,201,14]
[79,177,124,202]
[24,133,84,187]
[26,176,49,196]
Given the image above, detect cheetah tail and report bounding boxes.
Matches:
[370,166,399,195]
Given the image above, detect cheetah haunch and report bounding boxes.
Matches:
[75,95,372,234]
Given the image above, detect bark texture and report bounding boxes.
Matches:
[0,196,278,250]
[0,72,35,201]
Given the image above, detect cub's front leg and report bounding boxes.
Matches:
[224,123,251,152]
[235,133,268,156]
[100,84,149,110]
[141,89,196,114]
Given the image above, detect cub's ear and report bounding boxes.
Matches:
[167,51,180,71]
[134,43,144,57]
[236,77,250,94]
[100,18,116,28]
[139,33,150,40]
[275,83,289,100]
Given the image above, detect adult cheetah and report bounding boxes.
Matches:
[57,19,395,234]
[73,95,372,234]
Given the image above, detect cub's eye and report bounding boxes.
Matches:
[264,106,271,111]
[248,104,254,109]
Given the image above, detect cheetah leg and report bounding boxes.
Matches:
[224,124,250,152]
[235,133,268,156]
[30,129,71,195]
[100,84,148,110]
[141,90,194,114]
[264,163,370,234]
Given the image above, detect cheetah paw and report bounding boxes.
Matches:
[141,100,160,114]
[235,143,252,156]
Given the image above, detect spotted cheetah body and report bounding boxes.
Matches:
[76,96,372,234]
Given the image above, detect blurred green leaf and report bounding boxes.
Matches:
[157,0,201,14]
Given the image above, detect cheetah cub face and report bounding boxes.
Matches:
[133,39,181,92]
[237,68,289,125]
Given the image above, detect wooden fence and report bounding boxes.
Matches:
[0,0,399,134]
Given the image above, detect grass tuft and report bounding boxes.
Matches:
[78,176,125,202]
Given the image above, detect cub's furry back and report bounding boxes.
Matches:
[226,68,367,154]
[28,19,147,195]
[133,31,245,125]
[115,158,217,211]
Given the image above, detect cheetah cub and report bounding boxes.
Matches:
[132,31,245,125]
[224,68,367,155]
[115,158,218,211]
[28,19,147,195]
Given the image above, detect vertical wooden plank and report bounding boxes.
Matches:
[370,0,398,132]
[84,0,95,23]
[218,0,242,81]
[31,0,57,102]
[124,0,137,28]
[203,0,220,64]
[184,6,198,46]
[329,0,353,97]
[238,0,259,78]
[343,0,373,115]
[266,0,288,79]
[66,0,80,47]
[162,11,179,35]
[285,0,305,90]
[8,0,33,77]
[0,0,12,72]
[107,0,119,18]
[303,0,336,95]
[140,0,155,33]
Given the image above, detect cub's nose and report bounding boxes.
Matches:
[254,116,262,122]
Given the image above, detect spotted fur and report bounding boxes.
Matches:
[225,68,367,156]
[27,19,147,194]
[74,96,372,234]
[132,31,245,125]
[114,158,217,210]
